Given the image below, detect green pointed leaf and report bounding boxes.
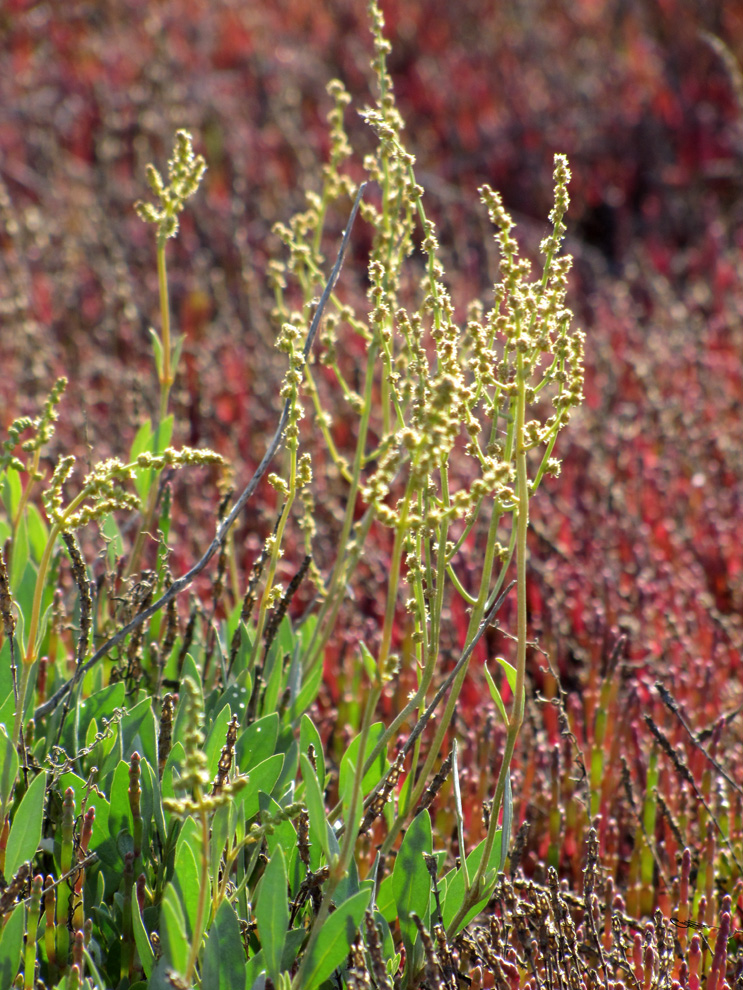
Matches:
[245,929,305,990]
[59,681,126,762]
[256,846,289,988]
[0,900,24,987]
[339,723,386,799]
[440,830,503,934]
[0,724,19,819]
[236,712,279,775]
[10,514,29,595]
[302,888,371,990]
[392,810,432,958]
[171,334,186,377]
[149,327,164,378]
[129,419,154,464]
[5,769,46,878]
[288,659,323,720]
[108,760,134,857]
[101,513,125,566]
[118,696,158,770]
[26,503,48,563]
[299,714,325,787]
[159,881,190,976]
[496,656,519,696]
[205,704,232,781]
[300,754,330,862]
[242,753,284,821]
[172,654,203,748]
[260,641,284,716]
[359,641,377,682]
[2,465,22,517]
[483,661,509,727]
[57,771,116,868]
[172,834,200,939]
[132,894,156,978]
[201,897,247,990]
[500,772,513,871]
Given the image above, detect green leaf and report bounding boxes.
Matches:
[440,830,503,934]
[171,334,186,378]
[274,734,298,798]
[500,772,513,872]
[483,661,509,727]
[256,846,289,988]
[288,659,323,721]
[59,681,126,763]
[201,898,247,990]
[245,929,305,990]
[172,654,203,748]
[57,771,117,869]
[359,640,376,682]
[108,760,135,859]
[142,756,167,849]
[0,900,24,987]
[153,414,175,454]
[242,754,285,822]
[132,893,156,978]
[392,810,432,960]
[2,465,22,518]
[496,656,519,695]
[339,723,386,798]
[219,668,251,724]
[0,723,19,819]
[299,714,325,787]
[172,833,200,939]
[101,510,125,566]
[260,792,298,859]
[339,755,364,852]
[119,696,159,770]
[205,704,232,781]
[210,802,232,895]
[301,889,371,990]
[235,710,279,778]
[26,503,48,563]
[159,882,190,976]
[0,691,15,745]
[376,872,396,923]
[10,514,29,596]
[129,418,154,465]
[5,769,46,878]
[300,753,330,862]
[260,641,284,717]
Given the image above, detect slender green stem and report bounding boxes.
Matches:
[185,809,211,984]
[446,352,529,936]
[304,342,379,673]
[157,236,173,420]
[127,237,172,579]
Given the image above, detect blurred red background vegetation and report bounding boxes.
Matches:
[2,0,743,944]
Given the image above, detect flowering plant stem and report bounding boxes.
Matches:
[126,233,173,579]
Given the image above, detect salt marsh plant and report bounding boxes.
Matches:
[0,2,643,988]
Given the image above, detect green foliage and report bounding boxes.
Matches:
[0,4,587,989]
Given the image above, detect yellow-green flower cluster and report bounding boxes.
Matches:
[1,377,67,473]
[162,677,247,817]
[42,456,139,529]
[276,320,307,452]
[42,445,223,531]
[134,130,206,244]
[135,446,223,471]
